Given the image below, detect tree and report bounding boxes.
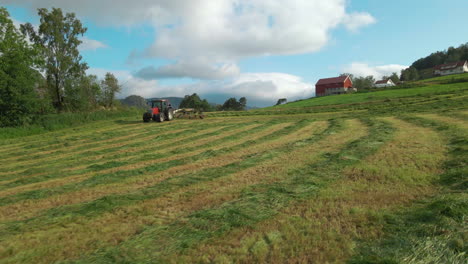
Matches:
[276,98,287,105]
[401,67,420,81]
[410,42,468,71]
[222,97,239,111]
[101,73,120,107]
[121,95,148,109]
[63,74,101,111]
[21,8,88,110]
[81,75,101,109]
[221,97,248,111]
[340,73,354,79]
[179,93,212,112]
[390,72,400,84]
[352,75,375,89]
[239,97,247,110]
[0,7,47,126]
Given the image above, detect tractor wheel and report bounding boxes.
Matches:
[143,112,152,122]
[167,109,174,121]
[153,114,165,122]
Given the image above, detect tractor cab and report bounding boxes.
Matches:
[143,99,174,123]
[150,99,169,113]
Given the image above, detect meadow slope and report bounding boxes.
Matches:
[0,75,466,263]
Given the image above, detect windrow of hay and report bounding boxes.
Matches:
[175,117,447,264]
[0,118,229,162]
[0,122,287,221]
[0,120,244,183]
[0,122,218,171]
[0,119,143,154]
[0,120,330,262]
[416,113,468,129]
[0,123,261,199]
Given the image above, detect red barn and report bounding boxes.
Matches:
[315,75,355,97]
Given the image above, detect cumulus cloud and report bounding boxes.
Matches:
[7,0,376,60]
[135,60,240,80]
[342,12,376,32]
[343,63,408,79]
[79,37,108,51]
[88,68,313,106]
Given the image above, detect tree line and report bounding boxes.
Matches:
[178,94,247,112]
[338,73,399,90]
[401,42,468,81]
[0,7,121,127]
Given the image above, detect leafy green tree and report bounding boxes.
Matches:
[222,97,239,111]
[340,73,354,79]
[390,72,400,84]
[21,8,88,110]
[63,74,101,111]
[352,75,375,89]
[101,72,120,107]
[122,95,148,109]
[0,8,47,126]
[276,98,287,105]
[239,97,247,110]
[81,75,101,109]
[410,42,468,71]
[179,93,212,111]
[401,67,420,81]
[221,97,248,111]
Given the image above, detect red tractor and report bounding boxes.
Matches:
[143,99,174,122]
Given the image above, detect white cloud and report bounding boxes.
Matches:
[7,0,376,75]
[135,60,240,80]
[79,37,108,51]
[343,63,408,79]
[88,68,313,106]
[342,12,376,32]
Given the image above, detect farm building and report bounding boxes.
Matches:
[315,75,355,97]
[433,60,468,76]
[374,78,396,88]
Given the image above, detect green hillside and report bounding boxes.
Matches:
[207,73,468,118]
[0,75,466,263]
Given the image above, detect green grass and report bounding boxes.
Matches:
[0,75,466,263]
[0,108,142,141]
[349,115,467,264]
[272,82,467,109]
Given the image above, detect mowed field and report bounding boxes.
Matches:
[0,78,467,263]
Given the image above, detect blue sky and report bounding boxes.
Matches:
[2,0,467,106]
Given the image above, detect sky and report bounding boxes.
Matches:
[2,0,467,107]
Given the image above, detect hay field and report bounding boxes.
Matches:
[0,108,466,263]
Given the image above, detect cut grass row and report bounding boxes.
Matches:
[66,118,394,263]
[0,118,145,154]
[0,119,234,171]
[173,117,446,263]
[0,123,262,199]
[0,122,292,222]
[0,120,263,185]
[349,114,467,263]
[0,110,465,263]
[0,119,331,262]
[0,118,337,263]
[0,120,284,206]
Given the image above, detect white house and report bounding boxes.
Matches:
[433,61,468,76]
[374,78,396,88]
